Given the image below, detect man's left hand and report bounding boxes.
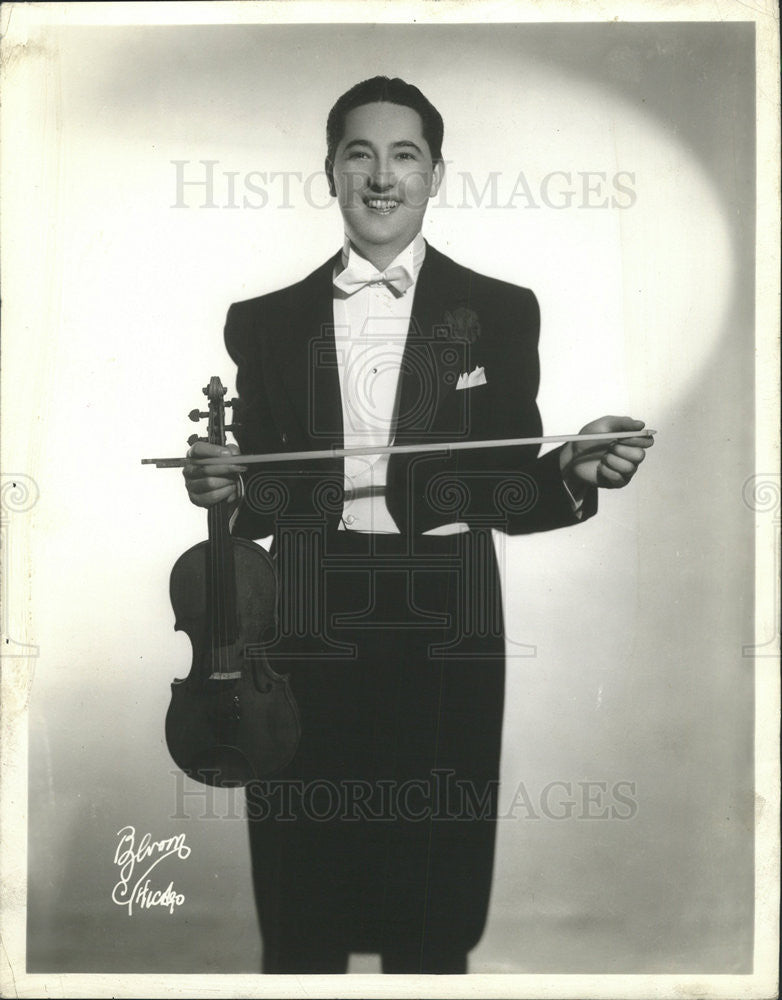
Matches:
[560,415,654,489]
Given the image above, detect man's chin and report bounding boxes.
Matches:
[346,220,419,252]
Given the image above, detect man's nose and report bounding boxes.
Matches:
[368,162,395,192]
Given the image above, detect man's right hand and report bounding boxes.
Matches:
[183,441,246,508]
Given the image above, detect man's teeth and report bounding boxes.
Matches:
[366,199,399,211]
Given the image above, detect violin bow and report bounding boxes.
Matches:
[142,429,656,470]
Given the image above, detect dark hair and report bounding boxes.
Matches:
[325,76,444,194]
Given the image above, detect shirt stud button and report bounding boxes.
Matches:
[345,514,356,525]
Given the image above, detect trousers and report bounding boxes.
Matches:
[246,527,506,973]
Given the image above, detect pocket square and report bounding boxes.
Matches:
[456,365,487,390]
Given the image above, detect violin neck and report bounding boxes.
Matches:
[207,500,239,646]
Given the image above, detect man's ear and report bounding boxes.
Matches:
[325,157,336,198]
[429,159,445,198]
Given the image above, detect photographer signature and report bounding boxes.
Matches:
[112,824,191,915]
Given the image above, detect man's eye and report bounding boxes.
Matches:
[347,151,370,160]
[396,152,416,160]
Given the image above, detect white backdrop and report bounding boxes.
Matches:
[2,18,757,978]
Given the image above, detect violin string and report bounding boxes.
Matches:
[209,401,216,681]
[216,385,229,739]
[208,385,226,689]
[213,384,231,697]
[215,389,226,678]
[205,381,253,752]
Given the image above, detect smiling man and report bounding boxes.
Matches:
[184,76,652,975]
[328,99,444,269]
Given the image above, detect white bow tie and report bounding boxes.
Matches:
[333,261,415,296]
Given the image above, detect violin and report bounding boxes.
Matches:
[165,377,300,787]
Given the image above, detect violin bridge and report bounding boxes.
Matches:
[209,671,243,680]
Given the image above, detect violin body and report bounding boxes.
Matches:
[165,377,300,788]
[166,537,300,787]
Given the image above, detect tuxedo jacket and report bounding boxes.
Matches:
[233,244,599,962]
[225,243,597,540]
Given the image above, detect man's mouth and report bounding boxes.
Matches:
[364,198,400,215]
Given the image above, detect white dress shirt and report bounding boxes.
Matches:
[333,234,474,536]
[333,233,426,533]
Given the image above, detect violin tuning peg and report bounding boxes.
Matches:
[187,434,200,447]
[188,409,208,422]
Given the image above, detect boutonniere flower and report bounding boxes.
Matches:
[443,306,481,344]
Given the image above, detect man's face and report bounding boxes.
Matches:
[330,102,444,261]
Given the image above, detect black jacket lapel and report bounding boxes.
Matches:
[388,245,478,532]
[269,252,344,449]
[395,244,472,444]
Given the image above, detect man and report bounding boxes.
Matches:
[184,76,652,975]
